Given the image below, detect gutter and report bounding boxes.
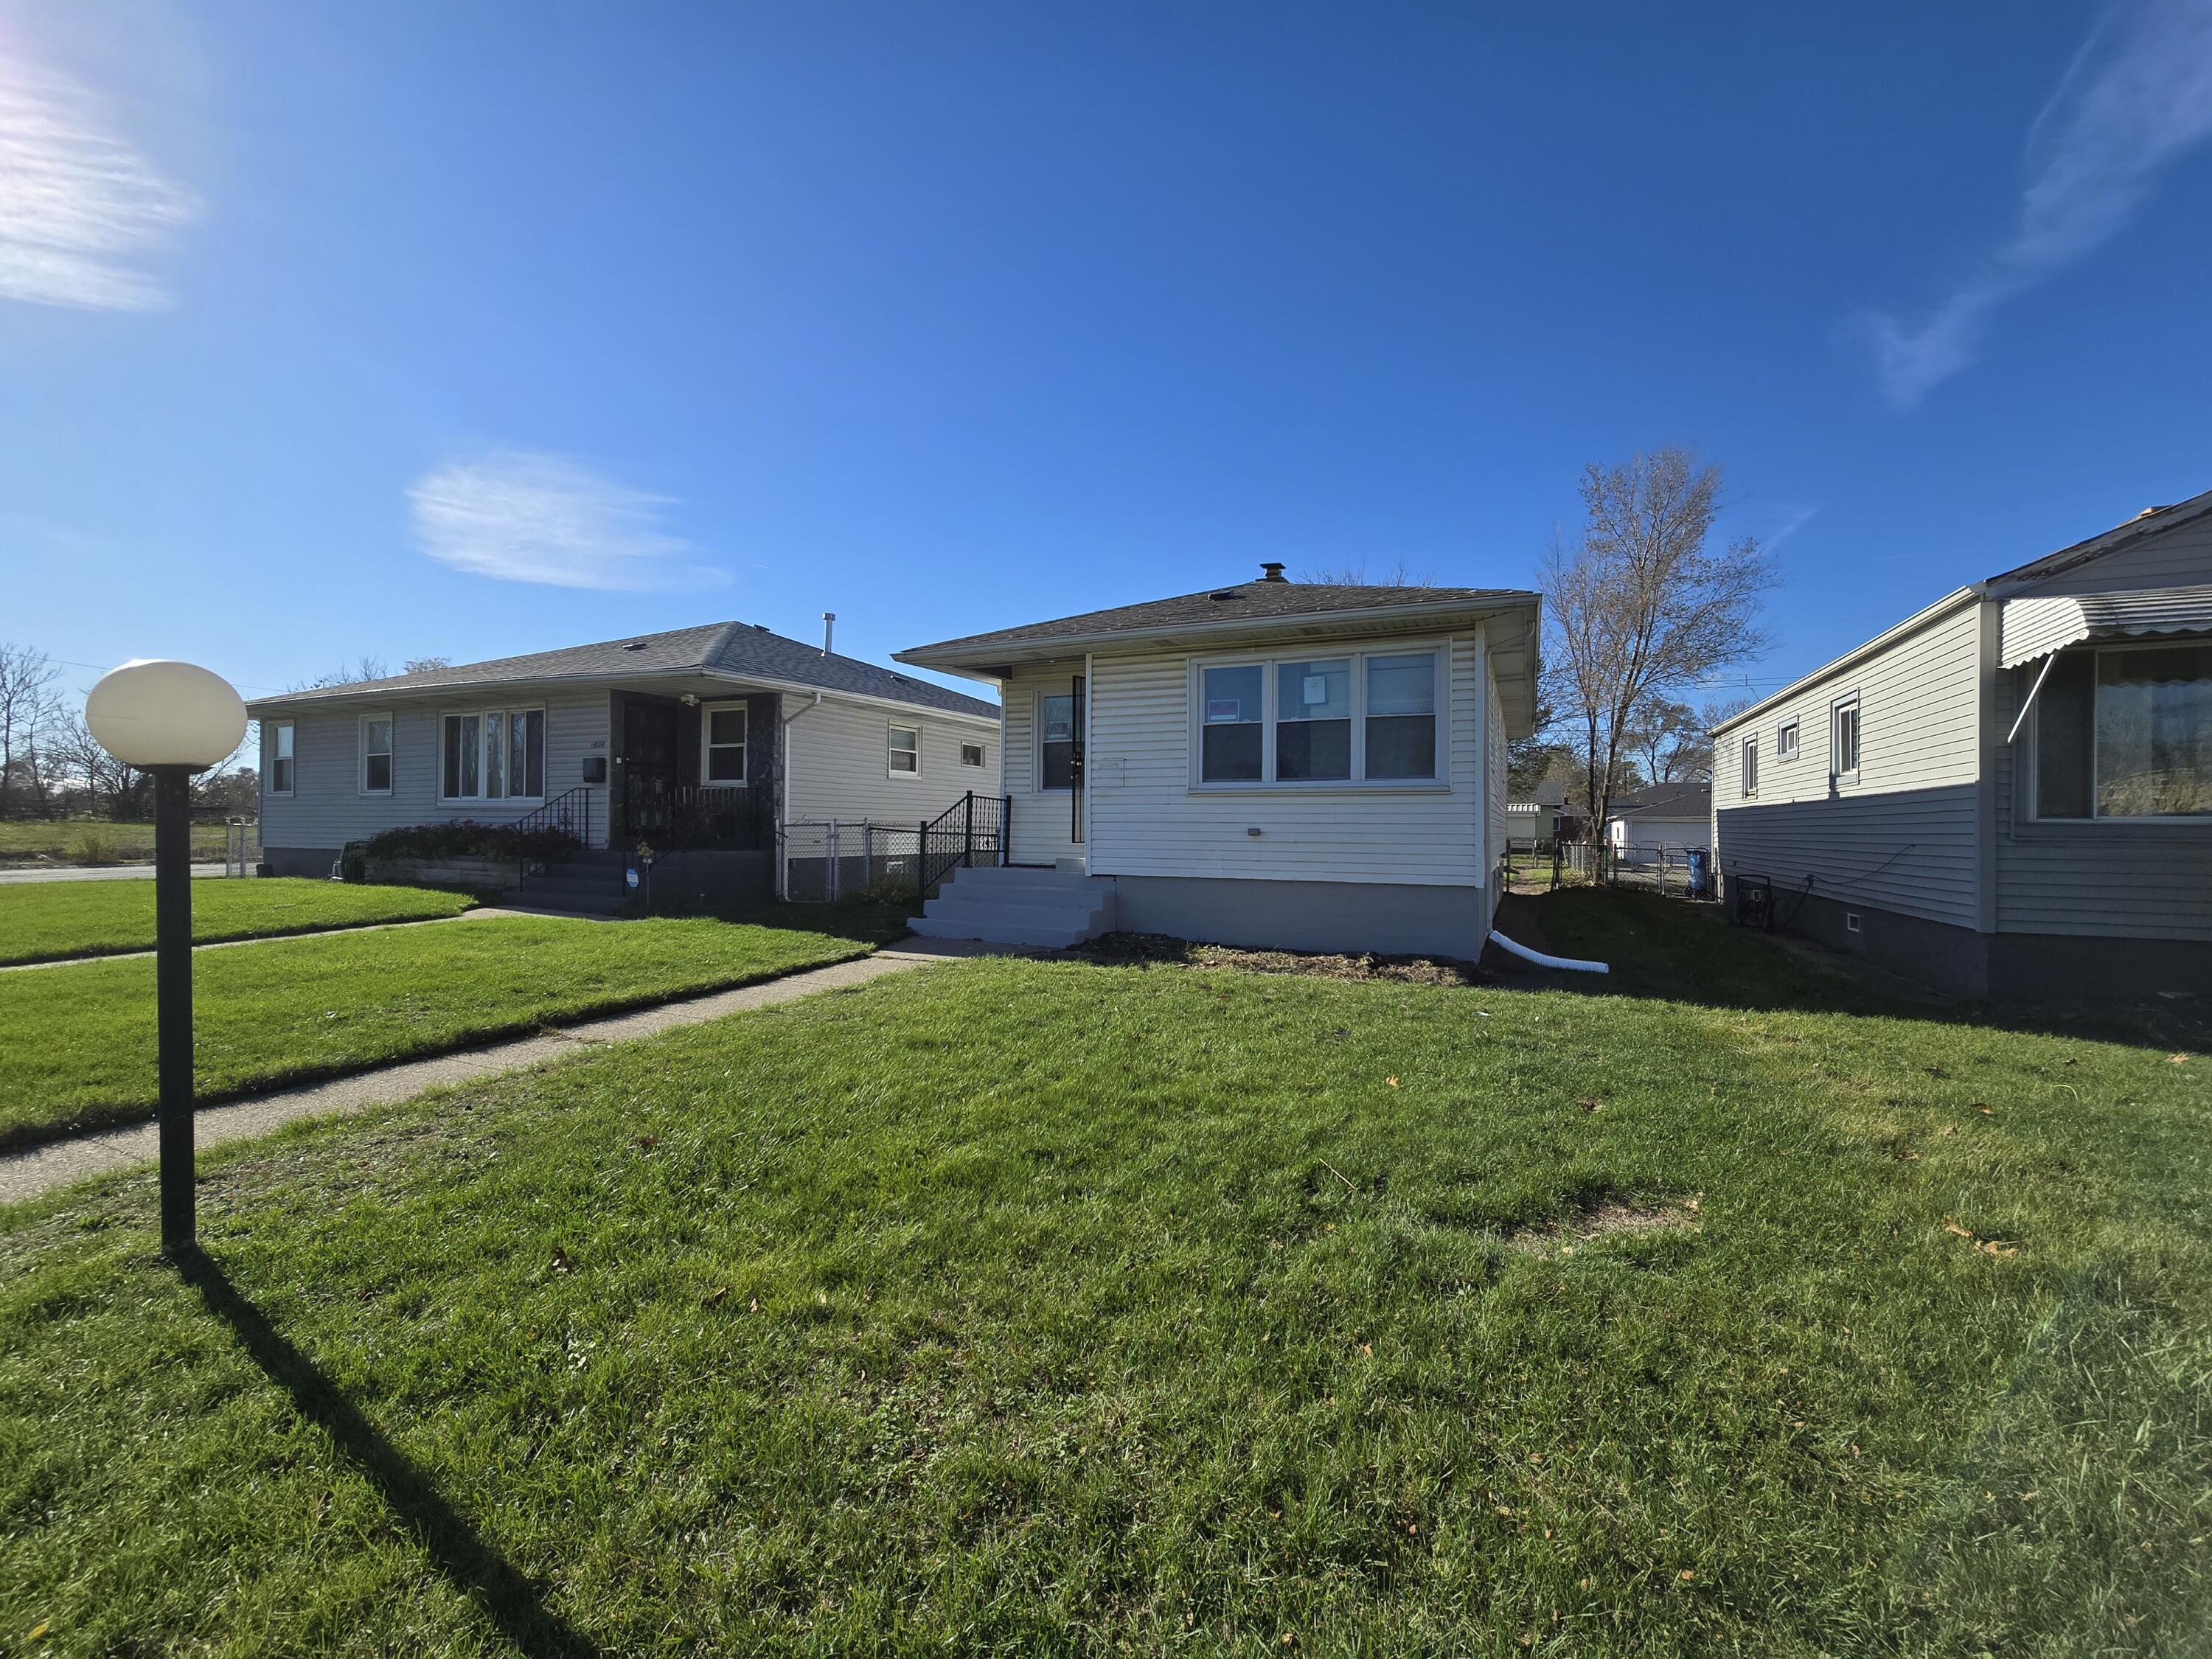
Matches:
[775,692,824,900]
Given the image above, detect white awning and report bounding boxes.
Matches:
[1998,585,2212,669]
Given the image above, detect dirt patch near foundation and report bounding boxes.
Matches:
[1071,931,1488,986]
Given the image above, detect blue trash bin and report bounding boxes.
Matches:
[1686,846,1711,900]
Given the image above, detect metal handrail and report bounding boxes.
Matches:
[917,790,1007,896]
[512,785,592,889]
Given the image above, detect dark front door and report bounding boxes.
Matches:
[621,700,681,838]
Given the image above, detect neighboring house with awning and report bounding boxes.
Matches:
[1709,488,2212,1001]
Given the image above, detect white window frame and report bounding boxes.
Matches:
[699,701,749,787]
[2028,641,2212,824]
[438,705,547,805]
[1185,641,1449,791]
[1740,735,1758,799]
[887,723,921,780]
[959,741,987,768]
[266,719,295,798]
[1776,717,1799,761]
[1037,690,1079,794]
[358,710,394,796]
[1830,693,1861,786]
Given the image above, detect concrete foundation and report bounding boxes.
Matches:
[1109,874,1492,961]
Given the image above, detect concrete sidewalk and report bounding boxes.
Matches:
[0,939,1005,1207]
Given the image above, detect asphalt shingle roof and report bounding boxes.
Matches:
[901,580,1539,658]
[1610,781,1712,818]
[248,622,999,720]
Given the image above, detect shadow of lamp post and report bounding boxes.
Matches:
[86,658,247,1257]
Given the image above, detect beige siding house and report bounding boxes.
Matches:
[1711,490,2212,1001]
[247,620,999,908]
[894,568,1541,954]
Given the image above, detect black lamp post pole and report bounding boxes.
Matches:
[153,764,195,1255]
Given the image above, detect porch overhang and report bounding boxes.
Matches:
[1997,584,2212,669]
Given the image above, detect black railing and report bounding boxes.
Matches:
[918,791,1009,896]
[512,786,593,889]
[622,774,774,851]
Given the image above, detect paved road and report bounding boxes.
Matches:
[0,863,229,885]
[0,939,1009,1206]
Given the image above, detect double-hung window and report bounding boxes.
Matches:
[1740,736,1758,798]
[360,712,394,794]
[1195,647,1441,785]
[888,724,919,776]
[703,705,748,783]
[442,707,544,802]
[1830,695,1860,784]
[2033,644,2212,819]
[267,720,295,796]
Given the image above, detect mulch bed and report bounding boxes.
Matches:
[1071,931,1488,986]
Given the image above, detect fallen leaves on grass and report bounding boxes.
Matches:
[1576,1097,1603,1113]
[1943,1217,2019,1258]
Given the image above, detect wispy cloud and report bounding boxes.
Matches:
[0,55,196,310]
[1863,0,2212,410]
[1763,504,1820,552]
[408,451,728,591]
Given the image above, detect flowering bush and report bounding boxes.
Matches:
[362,819,579,863]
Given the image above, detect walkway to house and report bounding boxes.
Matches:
[0,939,1011,1207]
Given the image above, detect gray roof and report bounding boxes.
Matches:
[1987,485,2212,589]
[900,580,1540,664]
[247,621,999,720]
[1611,780,1712,819]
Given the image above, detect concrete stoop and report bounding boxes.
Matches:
[908,864,1116,948]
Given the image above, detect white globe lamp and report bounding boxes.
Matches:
[85,658,248,1257]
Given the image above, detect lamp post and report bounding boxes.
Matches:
[86,660,247,1256]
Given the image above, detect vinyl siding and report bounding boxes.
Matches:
[1991,513,2212,940]
[1085,629,1489,886]
[258,690,613,851]
[782,695,1001,827]
[1712,599,1983,927]
[2010,512,2212,597]
[1003,664,1086,866]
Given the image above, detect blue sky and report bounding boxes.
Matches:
[6,1,2211,709]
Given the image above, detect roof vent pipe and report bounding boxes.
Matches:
[1259,562,1287,582]
[821,612,836,657]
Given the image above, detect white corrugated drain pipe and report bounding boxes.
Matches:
[1489,929,1609,975]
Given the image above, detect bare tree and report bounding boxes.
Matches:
[402,656,451,674]
[1543,448,1775,836]
[293,655,388,692]
[1298,558,1439,587]
[1622,695,1707,787]
[0,642,59,819]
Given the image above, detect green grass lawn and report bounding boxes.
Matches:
[0,877,476,966]
[2,891,2205,1654]
[0,914,882,1148]
[0,818,229,866]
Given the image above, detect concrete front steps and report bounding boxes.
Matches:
[908,864,1116,948]
[513,848,629,917]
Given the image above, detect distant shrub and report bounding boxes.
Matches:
[67,832,116,865]
[362,820,579,863]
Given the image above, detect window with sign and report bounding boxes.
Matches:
[1192,647,1441,785]
[1040,692,1079,790]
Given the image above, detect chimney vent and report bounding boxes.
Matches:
[821,612,836,657]
[1259,561,1288,583]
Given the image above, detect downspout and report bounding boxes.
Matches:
[777,692,824,898]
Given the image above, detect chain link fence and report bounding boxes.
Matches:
[221,815,260,877]
[780,821,925,903]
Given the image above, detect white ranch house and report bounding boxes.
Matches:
[894,566,1541,955]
